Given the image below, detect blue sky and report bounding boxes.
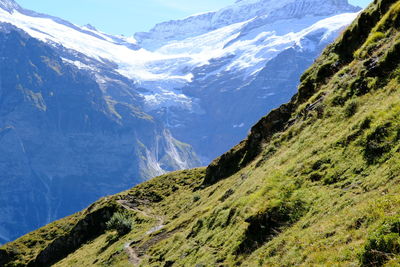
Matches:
[17,0,372,36]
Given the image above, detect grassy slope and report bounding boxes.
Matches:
[3,0,400,266]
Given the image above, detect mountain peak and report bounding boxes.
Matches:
[84,24,97,31]
[234,0,352,5]
[230,0,358,13]
[0,0,20,12]
[135,0,359,49]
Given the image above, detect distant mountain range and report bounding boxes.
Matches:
[0,0,360,243]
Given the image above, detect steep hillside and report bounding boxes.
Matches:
[3,0,400,266]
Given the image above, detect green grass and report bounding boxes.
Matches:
[0,197,117,266]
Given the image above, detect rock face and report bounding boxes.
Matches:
[0,25,200,244]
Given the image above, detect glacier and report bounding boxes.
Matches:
[0,0,359,112]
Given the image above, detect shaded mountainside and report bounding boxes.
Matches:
[0,24,200,244]
[3,0,400,266]
[171,44,334,163]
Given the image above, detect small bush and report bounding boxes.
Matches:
[219,189,235,202]
[311,158,331,171]
[360,216,400,266]
[236,196,307,254]
[310,172,323,182]
[105,232,119,244]
[187,219,204,238]
[349,77,370,96]
[344,100,358,118]
[364,123,392,164]
[331,94,347,106]
[106,212,132,236]
[193,194,201,202]
[360,117,372,130]
[323,171,342,185]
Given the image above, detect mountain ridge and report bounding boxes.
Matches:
[136,0,359,48]
[0,0,20,12]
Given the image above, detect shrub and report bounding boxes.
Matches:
[219,189,235,202]
[187,219,204,238]
[364,123,391,164]
[105,232,119,244]
[360,117,372,130]
[331,94,347,106]
[323,171,342,185]
[106,212,132,236]
[310,172,323,182]
[349,77,370,96]
[193,194,201,202]
[360,216,400,266]
[311,158,331,171]
[344,100,358,118]
[236,196,307,254]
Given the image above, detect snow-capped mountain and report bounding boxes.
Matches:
[0,0,359,114]
[133,0,360,160]
[0,0,18,12]
[0,0,360,244]
[136,0,358,47]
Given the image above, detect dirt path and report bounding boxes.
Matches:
[117,200,166,266]
[124,241,141,265]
